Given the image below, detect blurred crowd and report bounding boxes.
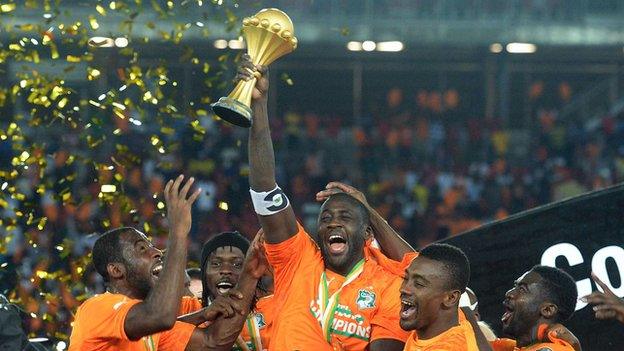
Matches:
[269,0,591,20]
[2,77,624,342]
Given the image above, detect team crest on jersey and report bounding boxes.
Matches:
[355,289,376,309]
[254,312,266,329]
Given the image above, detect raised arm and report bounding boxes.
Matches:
[316,181,415,260]
[461,307,494,351]
[243,54,298,244]
[124,175,201,340]
[184,231,269,350]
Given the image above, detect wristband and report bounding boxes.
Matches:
[250,185,290,216]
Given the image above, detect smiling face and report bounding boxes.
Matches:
[317,195,369,275]
[203,246,245,299]
[117,229,164,300]
[501,271,545,338]
[399,256,452,332]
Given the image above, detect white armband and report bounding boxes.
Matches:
[250,185,290,216]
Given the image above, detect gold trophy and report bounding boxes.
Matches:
[211,8,298,127]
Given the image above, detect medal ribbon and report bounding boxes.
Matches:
[246,313,263,351]
[317,259,365,343]
[235,335,251,351]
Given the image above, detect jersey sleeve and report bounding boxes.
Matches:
[157,321,196,351]
[369,276,410,343]
[263,222,321,297]
[179,296,202,315]
[74,294,141,342]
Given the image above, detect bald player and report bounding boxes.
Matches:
[241,53,411,350]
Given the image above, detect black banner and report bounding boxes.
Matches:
[442,184,624,350]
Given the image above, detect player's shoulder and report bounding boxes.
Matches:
[364,260,404,291]
[78,293,138,313]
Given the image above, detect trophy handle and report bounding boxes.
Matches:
[210,77,257,128]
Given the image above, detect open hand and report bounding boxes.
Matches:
[582,272,624,324]
[164,175,201,238]
[315,181,369,207]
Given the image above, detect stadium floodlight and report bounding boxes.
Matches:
[87,36,114,47]
[114,37,129,48]
[362,40,376,51]
[228,39,246,49]
[489,43,503,53]
[506,42,536,53]
[100,184,117,193]
[376,41,404,52]
[214,39,228,49]
[347,41,363,51]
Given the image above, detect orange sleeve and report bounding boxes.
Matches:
[546,330,576,349]
[157,321,196,351]
[178,296,202,315]
[400,252,419,270]
[73,294,141,342]
[364,243,418,277]
[369,277,410,343]
[490,338,516,351]
[263,223,320,298]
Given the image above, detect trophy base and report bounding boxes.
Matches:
[210,97,252,128]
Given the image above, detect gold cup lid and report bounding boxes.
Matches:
[243,8,297,48]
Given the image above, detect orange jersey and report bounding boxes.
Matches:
[491,339,575,351]
[234,294,275,351]
[179,296,202,315]
[491,327,575,351]
[403,313,479,351]
[264,224,410,350]
[69,292,195,351]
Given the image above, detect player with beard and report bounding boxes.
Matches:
[495,265,578,351]
[69,175,267,350]
[399,243,481,350]
[241,54,411,350]
[184,231,275,351]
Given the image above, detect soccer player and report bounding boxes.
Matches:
[400,243,480,350]
[242,54,410,350]
[198,231,275,351]
[582,272,624,324]
[498,265,578,351]
[69,175,266,350]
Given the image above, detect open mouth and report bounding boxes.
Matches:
[400,298,418,319]
[216,281,234,295]
[327,234,347,254]
[151,262,163,278]
[501,302,514,326]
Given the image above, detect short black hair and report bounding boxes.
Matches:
[531,265,578,321]
[419,243,470,292]
[186,267,201,280]
[323,193,370,225]
[92,227,135,282]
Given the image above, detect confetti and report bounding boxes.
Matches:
[1,0,244,345]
